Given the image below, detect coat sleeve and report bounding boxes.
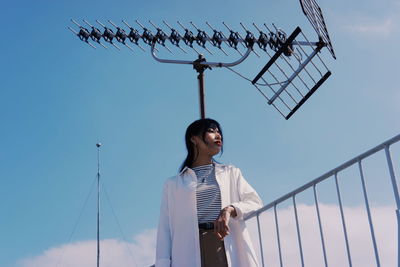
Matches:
[230,167,263,220]
[155,181,172,267]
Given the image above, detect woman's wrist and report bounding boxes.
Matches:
[223,205,237,217]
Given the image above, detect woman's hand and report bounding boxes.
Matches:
[214,205,237,240]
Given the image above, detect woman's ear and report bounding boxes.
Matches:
[190,136,197,145]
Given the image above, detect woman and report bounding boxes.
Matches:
[156,118,263,267]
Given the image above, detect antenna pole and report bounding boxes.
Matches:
[96,143,102,267]
[193,54,209,119]
[198,71,205,119]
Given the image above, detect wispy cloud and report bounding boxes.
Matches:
[344,18,395,36]
[328,1,400,38]
[17,229,156,267]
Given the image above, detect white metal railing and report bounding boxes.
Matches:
[245,133,400,267]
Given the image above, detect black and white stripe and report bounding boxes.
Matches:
[192,164,222,224]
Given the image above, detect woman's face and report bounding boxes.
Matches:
[192,127,222,157]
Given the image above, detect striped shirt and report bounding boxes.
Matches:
[192,164,222,224]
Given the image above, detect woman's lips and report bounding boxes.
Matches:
[215,140,222,146]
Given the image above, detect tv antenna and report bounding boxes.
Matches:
[68,0,335,120]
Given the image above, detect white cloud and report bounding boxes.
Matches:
[329,0,400,37]
[17,229,156,267]
[344,18,395,36]
[18,204,397,267]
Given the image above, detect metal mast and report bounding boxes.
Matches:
[96,143,102,267]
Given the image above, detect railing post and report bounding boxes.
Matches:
[256,213,266,267]
[385,146,400,267]
[334,172,353,267]
[293,195,305,267]
[358,160,381,267]
[274,204,284,267]
[313,184,329,267]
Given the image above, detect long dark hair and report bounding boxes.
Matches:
[180,118,223,172]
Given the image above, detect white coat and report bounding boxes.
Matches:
[155,163,263,267]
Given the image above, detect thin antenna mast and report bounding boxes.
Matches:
[96,142,102,267]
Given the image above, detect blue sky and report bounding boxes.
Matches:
[1,0,400,266]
